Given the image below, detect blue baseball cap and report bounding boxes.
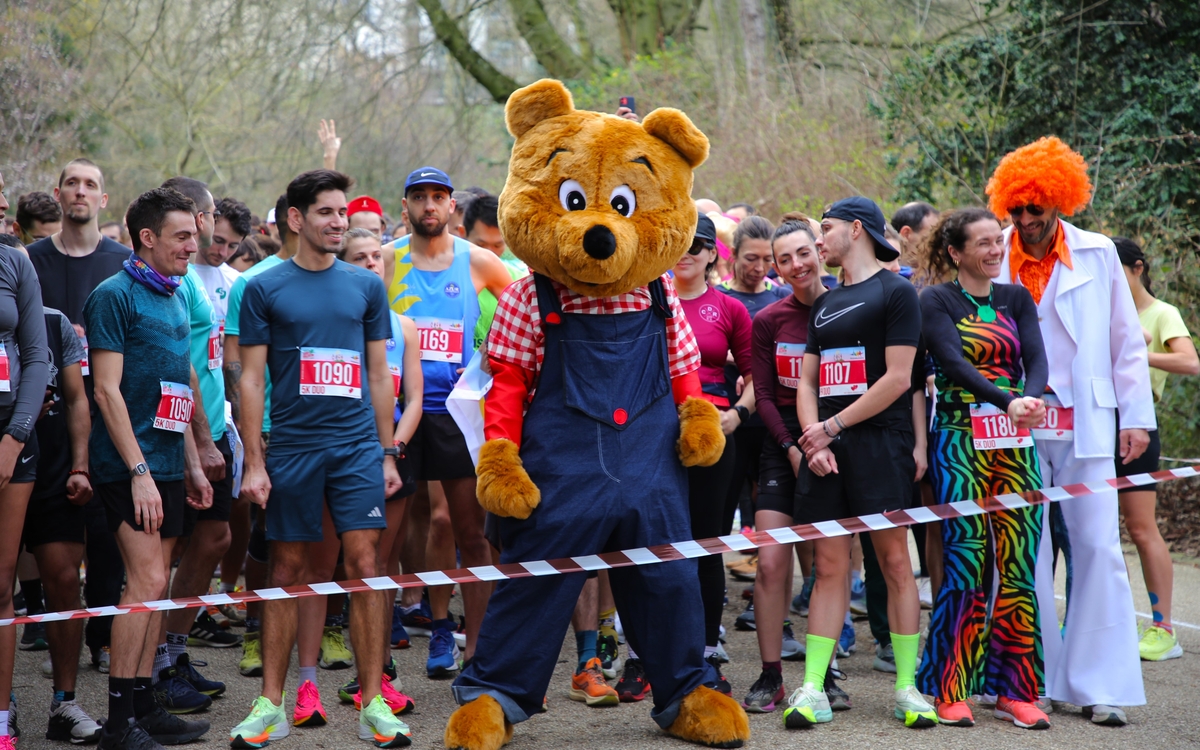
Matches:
[823,196,899,262]
[404,167,453,195]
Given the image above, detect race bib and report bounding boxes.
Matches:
[775,342,804,389]
[1031,393,1074,441]
[970,403,1032,451]
[80,336,90,376]
[413,317,464,364]
[207,323,223,371]
[819,347,867,397]
[154,381,194,433]
[299,347,362,399]
[0,343,10,393]
[389,364,402,399]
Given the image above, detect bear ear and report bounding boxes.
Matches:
[505,79,575,139]
[642,108,709,168]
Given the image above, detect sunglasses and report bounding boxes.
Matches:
[1008,204,1046,217]
[688,240,715,255]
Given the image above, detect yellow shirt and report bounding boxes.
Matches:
[1139,298,1192,401]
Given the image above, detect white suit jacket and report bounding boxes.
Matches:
[998,220,1156,458]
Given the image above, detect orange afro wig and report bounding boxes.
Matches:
[986,136,1093,219]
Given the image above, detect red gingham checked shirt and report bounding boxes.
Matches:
[488,274,701,380]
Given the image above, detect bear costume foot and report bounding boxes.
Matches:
[444,695,514,750]
[665,686,751,748]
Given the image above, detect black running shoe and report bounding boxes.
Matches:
[704,653,732,695]
[19,622,48,651]
[734,601,756,631]
[98,719,164,750]
[137,702,210,745]
[741,668,784,713]
[152,669,212,714]
[614,658,650,702]
[186,612,241,648]
[175,653,226,697]
[825,670,851,711]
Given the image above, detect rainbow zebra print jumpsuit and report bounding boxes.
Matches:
[916,280,1049,703]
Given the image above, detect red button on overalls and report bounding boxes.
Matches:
[545,312,562,325]
[613,408,628,425]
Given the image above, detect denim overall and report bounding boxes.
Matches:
[453,274,715,728]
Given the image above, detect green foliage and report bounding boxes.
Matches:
[876,0,1200,456]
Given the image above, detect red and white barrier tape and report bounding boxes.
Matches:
[4,466,1197,628]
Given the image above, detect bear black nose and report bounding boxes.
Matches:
[582,225,617,260]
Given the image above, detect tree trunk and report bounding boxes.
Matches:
[739,0,767,99]
[767,0,805,96]
[508,0,591,79]
[414,0,520,103]
[606,0,703,60]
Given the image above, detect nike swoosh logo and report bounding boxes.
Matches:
[813,302,866,328]
[21,455,33,464]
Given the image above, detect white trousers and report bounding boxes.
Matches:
[1034,439,1145,706]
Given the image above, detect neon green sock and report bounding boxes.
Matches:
[803,635,837,688]
[891,632,920,691]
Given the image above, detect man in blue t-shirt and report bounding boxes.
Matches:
[231,169,410,748]
[85,187,213,749]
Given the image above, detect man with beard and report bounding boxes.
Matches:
[27,159,131,672]
[990,137,1154,727]
[385,167,511,679]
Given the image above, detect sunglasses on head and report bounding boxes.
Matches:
[1009,204,1046,217]
[688,240,715,255]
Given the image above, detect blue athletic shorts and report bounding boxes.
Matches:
[264,440,387,542]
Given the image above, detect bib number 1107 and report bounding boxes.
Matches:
[819,347,867,397]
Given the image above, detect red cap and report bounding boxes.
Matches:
[347,195,383,217]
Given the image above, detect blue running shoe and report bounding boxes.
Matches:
[426,619,461,679]
[849,574,867,617]
[154,667,213,714]
[391,605,411,649]
[837,616,856,657]
[175,653,226,697]
[400,598,433,639]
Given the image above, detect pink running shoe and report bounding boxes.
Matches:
[293,679,327,727]
[354,679,416,716]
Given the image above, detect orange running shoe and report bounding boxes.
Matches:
[354,680,416,715]
[995,696,1050,729]
[570,657,618,707]
[936,699,974,726]
[293,680,327,727]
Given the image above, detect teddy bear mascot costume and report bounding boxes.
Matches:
[444,79,751,750]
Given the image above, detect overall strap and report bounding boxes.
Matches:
[532,273,563,327]
[648,277,672,320]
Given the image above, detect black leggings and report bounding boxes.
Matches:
[688,430,738,647]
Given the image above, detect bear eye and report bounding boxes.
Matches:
[609,185,636,217]
[558,180,587,212]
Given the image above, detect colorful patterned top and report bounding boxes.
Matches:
[921,281,1049,413]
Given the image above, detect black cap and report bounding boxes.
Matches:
[694,214,717,245]
[823,196,899,262]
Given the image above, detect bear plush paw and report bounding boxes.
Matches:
[476,438,541,519]
[665,685,751,748]
[677,397,726,467]
[444,695,514,750]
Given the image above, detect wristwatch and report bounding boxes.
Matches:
[734,405,750,424]
[780,440,798,453]
[383,446,400,458]
[129,462,149,478]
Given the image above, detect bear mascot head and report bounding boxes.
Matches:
[498,79,709,298]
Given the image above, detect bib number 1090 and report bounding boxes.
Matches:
[154,381,194,433]
[299,347,362,399]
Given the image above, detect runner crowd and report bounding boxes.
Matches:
[0,120,1194,750]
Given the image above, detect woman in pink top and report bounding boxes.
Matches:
[672,215,755,695]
